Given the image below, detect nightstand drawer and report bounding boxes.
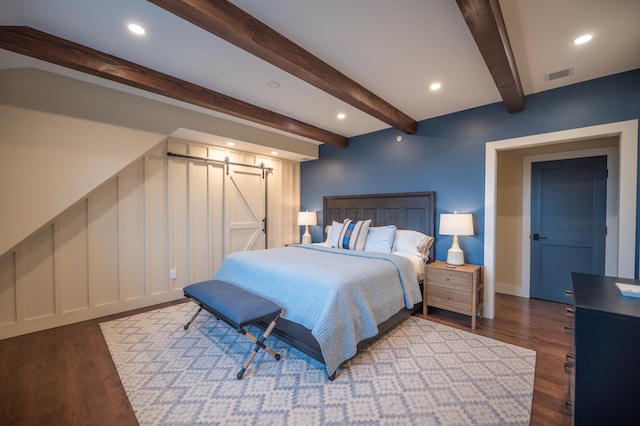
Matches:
[427,286,473,315]
[427,268,474,292]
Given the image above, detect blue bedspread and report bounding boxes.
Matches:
[213,245,422,377]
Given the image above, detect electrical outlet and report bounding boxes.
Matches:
[169,268,177,280]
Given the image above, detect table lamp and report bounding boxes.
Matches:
[298,211,317,244]
[439,212,474,266]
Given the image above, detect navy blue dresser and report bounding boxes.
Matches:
[569,272,640,425]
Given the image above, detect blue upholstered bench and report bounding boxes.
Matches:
[183,279,282,379]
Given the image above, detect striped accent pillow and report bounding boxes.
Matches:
[326,220,347,248]
[339,219,371,250]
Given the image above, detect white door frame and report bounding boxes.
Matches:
[484,120,638,318]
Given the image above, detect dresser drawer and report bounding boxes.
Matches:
[427,267,475,292]
[427,286,473,315]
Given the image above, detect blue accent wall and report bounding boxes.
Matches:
[301,69,640,266]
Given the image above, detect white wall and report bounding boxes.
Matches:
[0,68,304,339]
[0,68,316,256]
[0,138,300,339]
[0,104,166,256]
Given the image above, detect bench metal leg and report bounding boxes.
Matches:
[183,305,204,330]
[241,329,280,358]
[237,314,281,379]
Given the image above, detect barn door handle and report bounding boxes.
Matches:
[532,233,548,241]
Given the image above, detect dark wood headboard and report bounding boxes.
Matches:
[323,191,436,261]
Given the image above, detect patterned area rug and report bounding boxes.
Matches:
[100,303,536,425]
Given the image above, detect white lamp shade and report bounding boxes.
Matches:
[297,211,317,226]
[439,213,474,236]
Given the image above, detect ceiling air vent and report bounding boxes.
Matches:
[545,67,574,81]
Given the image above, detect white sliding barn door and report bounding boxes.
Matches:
[225,164,267,254]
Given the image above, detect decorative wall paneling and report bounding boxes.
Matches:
[0,139,300,339]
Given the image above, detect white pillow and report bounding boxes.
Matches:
[393,229,434,259]
[364,225,397,253]
[337,219,371,250]
[323,225,332,243]
[326,220,347,248]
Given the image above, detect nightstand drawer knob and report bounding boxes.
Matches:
[564,361,575,374]
[565,400,574,415]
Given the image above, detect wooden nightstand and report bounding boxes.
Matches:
[424,260,484,329]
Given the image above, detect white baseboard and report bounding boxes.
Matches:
[0,290,184,340]
[495,281,529,298]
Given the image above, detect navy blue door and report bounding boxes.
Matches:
[530,157,607,303]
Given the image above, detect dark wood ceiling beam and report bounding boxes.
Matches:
[148,0,417,134]
[456,0,524,112]
[0,26,347,148]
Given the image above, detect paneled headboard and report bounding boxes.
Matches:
[323,191,436,261]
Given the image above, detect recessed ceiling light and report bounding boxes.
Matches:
[430,82,442,91]
[128,23,146,36]
[337,113,346,120]
[271,151,278,155]
[226,141,235,146]
[266,81,280,89]
[574,34,592,45]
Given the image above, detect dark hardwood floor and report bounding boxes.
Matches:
[0,294,572,425]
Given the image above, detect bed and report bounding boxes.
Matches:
[213,191,436,379]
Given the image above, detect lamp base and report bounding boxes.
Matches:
[446,244,465,266]
[302,224,312,245]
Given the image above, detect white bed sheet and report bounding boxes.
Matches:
[392,251,425,281]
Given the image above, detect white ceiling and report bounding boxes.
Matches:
[1,0,639,145]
